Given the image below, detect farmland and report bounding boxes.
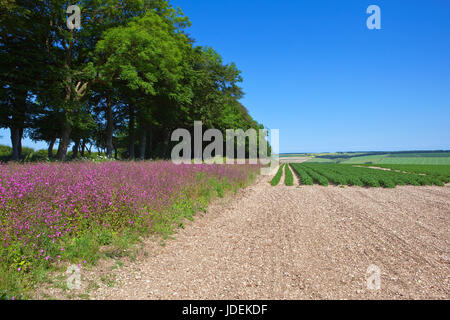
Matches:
[3,160,448,300]
[284,164,294,186]
[270,164,285,186]
[85,168,450,300]
[305,151,450,165]
[277,163,449,188]
[360,164,450,183]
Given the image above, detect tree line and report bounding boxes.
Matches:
[0,0,266,161]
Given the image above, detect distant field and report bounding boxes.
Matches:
[306,153,450,165]
[342,154,389,164]
[378,157,450,165]
[305,158,335,163]
[280,154,309,158]
[387,153,450,158]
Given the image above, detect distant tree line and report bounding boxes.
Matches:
[0,0,266,161]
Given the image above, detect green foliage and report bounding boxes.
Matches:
[291,163,448,188]
[301,166,329,186]
[270,164,285,186]
[284,164,294,186]
[290,164,313,185]
[361,164,450,183]
[1,0,266,161]
[0,145,11,158]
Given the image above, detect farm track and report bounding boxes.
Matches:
[79,171,450,300]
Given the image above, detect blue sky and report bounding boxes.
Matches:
[1,0,449,153]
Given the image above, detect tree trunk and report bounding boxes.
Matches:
[56,118,72,161]
[128,105,135,159]
[18,128,23,157]
[10,127,21,161]
[9,88,27,161]
[80,139,86,157]
[139,127,147,160]
[106,97,113,158]
[72,139,80,158]
[147,129,153,160]
[48,136,56,159]
[162,129,171,160]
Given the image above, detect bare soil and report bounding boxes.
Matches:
[78,174,450,300]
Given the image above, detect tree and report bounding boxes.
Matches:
[95,11,187,159]
[1,0,266,161]
[0,1,44,160]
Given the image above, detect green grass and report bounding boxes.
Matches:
[342,154,389,164]
[305,158,336,163]
[387,152,450,158]
[306,152,450,165]
[378,157,450,165]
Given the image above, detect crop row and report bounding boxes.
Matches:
[284,165,294,186]
[290,164,313,185]
[361,164,450,183]
[270,164,285,186]
[290,163,446,188]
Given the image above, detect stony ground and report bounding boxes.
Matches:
[65,166,448,300]
[41,163,449,300]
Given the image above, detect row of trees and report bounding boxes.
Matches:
[0,0,265,161]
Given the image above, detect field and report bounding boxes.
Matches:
[0,161,258,299]
[83,170,449,300]
[307,152,450,165]
[377,157,450,165]
[361,164,450,182]
[275,163,450,188]
[2,160,448,300]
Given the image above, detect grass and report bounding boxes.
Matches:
[306,152,450,165]
[342,154,389,164]
[378,157,450,165]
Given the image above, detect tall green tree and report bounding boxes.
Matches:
[0,1,45,160]
[95,11,188,159]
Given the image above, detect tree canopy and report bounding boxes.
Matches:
[0,0,266,161]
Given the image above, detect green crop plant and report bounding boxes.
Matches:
[290,164,313,185]
[284,165,294,186]
[271,164,285,186]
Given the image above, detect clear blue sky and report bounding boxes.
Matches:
[1,0,449,153]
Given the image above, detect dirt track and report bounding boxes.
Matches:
[85,169,450,300]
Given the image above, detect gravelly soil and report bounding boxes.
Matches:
[83,170,450,300]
